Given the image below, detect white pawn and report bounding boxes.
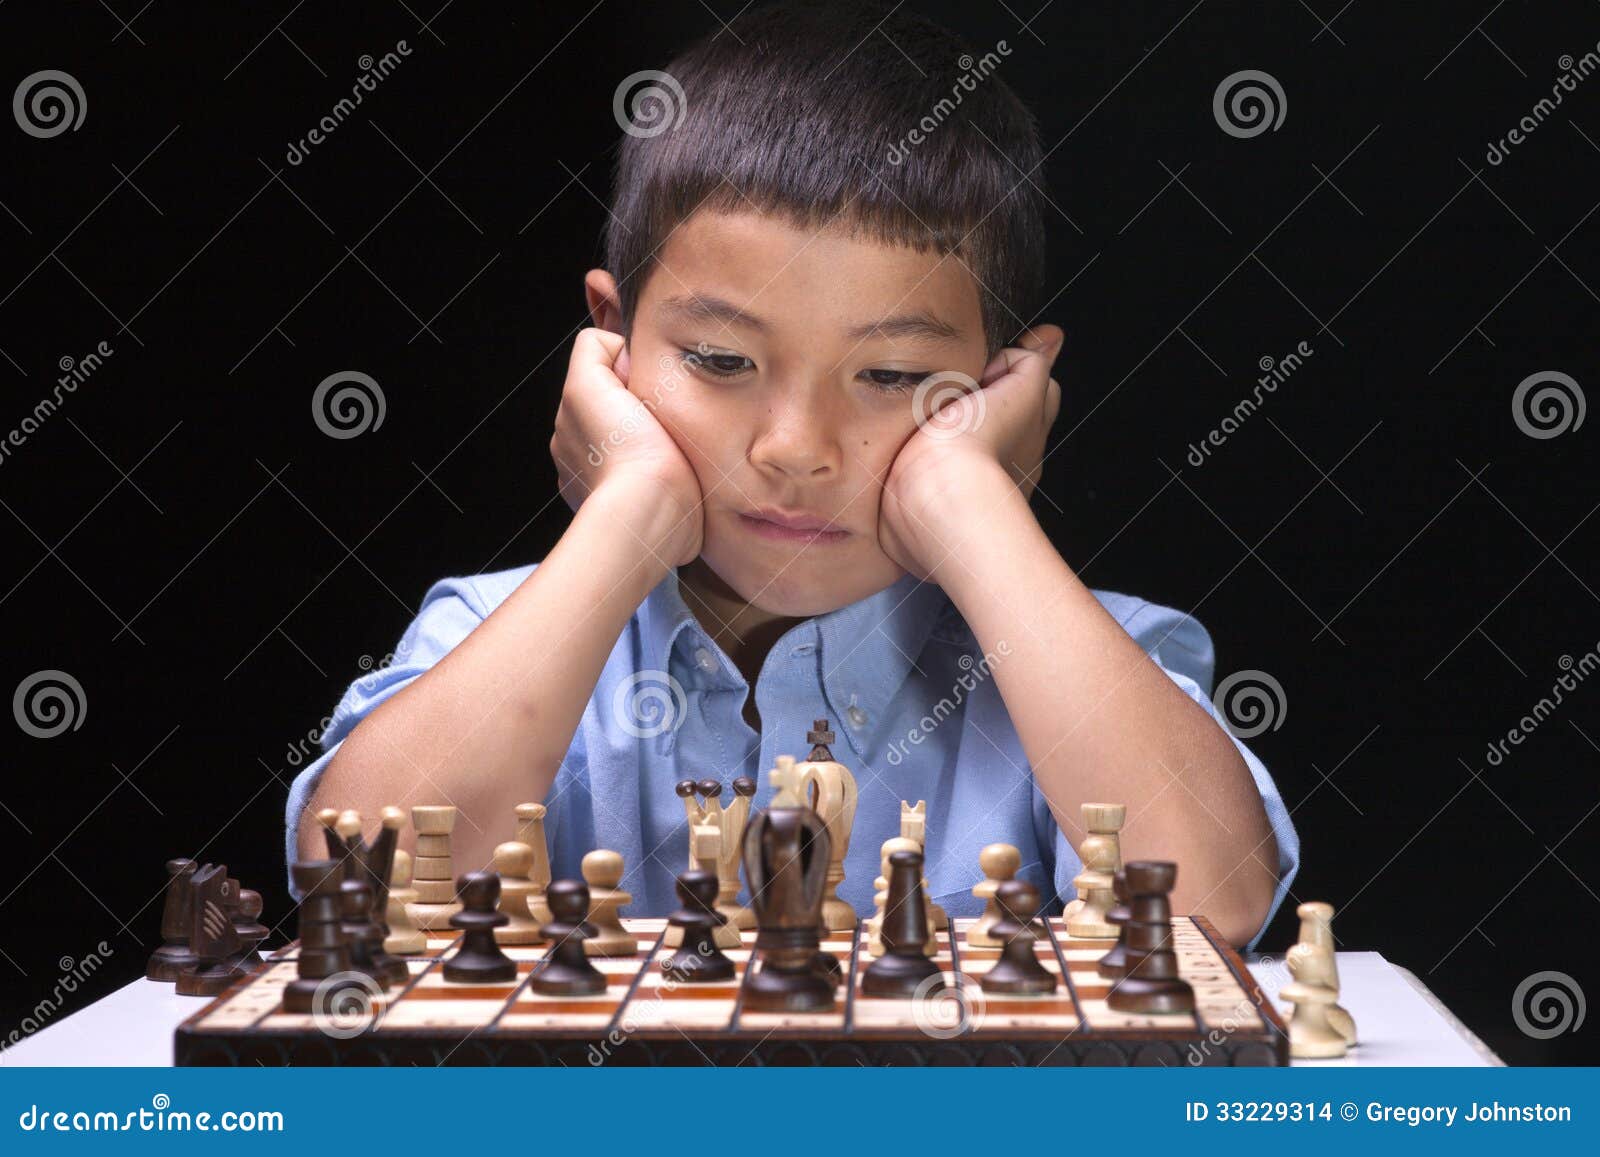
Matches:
[967,843,1021,948]
[492,842,546,945]
[580,849,639,957]
[384,849,427,955]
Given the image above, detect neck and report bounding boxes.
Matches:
[677,559,803,685]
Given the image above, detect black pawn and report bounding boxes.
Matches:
[979,880,1057,995]
[663,870,734,983]
[442,871,516,983]
[340,877,393,991]
[530,879,607,996]
[862,851,945,997]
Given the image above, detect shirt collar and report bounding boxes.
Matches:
[639,568,960,750]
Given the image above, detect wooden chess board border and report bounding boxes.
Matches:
[174,915,1288,1067]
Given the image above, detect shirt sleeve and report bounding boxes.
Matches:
[1044,595,1300,952]
[281,576,490,898]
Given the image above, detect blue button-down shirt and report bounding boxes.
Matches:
[285,564,1299,949]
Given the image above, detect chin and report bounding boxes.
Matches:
[703,541,904,618]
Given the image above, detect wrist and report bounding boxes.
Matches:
[586,474,699,565]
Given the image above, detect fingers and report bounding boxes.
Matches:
[569,327,629,384]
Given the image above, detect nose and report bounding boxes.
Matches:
[749,383,841,481]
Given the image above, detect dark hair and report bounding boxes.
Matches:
[603,1,1048,356]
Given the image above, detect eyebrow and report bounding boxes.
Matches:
[655,294,963,344]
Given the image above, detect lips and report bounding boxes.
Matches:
[747,507,838,532]
[737,507,852,544]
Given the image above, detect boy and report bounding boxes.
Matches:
[287,1,1298,949]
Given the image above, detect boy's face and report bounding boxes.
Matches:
[626,209,990,616]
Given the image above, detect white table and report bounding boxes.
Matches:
[0,951,1500,1067]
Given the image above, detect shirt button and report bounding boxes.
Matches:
[694,647,718,673]
[846,704,868,729]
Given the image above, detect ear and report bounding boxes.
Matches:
[584,269,624,334]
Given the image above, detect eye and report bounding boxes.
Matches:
[682,348,752,378]
[860,368,927,394]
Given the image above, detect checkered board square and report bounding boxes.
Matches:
[175,914,1288,1066]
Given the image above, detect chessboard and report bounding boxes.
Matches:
[174,913,1288,1066]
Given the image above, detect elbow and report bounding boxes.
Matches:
[1210,831,1281,949]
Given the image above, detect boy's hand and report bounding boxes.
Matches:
[879,326,1064,581]
[550,328,704,564]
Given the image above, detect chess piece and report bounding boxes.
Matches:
[862,851,945,997]
[717,777,757,929]
[323,808,408,986]
[867,837,936,958]
[579,850,639,956]
[980,880,1057,995]
[1064,802,1124,938]
[384,849,427,955]
[1107,861,1194,1014]
[147,858,200,981]
[492,841,546,945]
[283,860,362,1013]
[769,754,806,806]
[336,876,394,992]
[663,818,742,950]
[793,719,859,932]
[1284,900,1356,1056]
[529,879,606,996]
[742,797,836,1012]
[1097,869,1132,979]
[515,802,554,928]
[898,800,947,931]
[662,870,735,983]
[177,866,266,996]
[407,804,465,929]
[442,872,517,983]
[967,843,1020,948]
[231,887,269,967]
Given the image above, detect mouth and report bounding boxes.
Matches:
[737,507,852,545]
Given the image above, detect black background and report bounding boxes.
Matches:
[1,1,1596,1066]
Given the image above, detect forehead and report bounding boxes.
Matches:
[643,209,982,340]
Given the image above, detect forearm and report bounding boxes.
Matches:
[930,469,1279,944]
[301,478,683,872]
